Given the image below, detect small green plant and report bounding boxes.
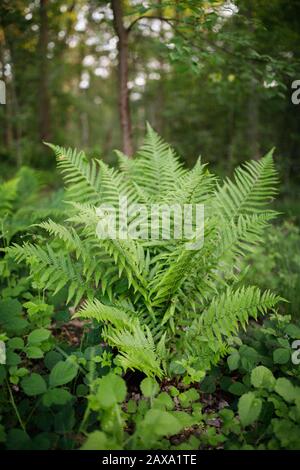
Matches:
[80,374,204,450]
[9,126,281,379]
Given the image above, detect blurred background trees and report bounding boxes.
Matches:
[0,0,299,194]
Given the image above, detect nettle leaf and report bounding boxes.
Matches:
[238,392,262,427]
[273,348,290,364]
[251,366,275,390]
[21,373,47,396]
[49,360,78,388]
[140,377,159,398]
[96,373,126,409]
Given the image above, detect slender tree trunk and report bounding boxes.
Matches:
[111,0,133,157]
[246,2,260,159]
[156,0,165,134]
[38,0,51,142]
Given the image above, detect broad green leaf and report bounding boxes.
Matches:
[142,409,184,436]
[153,392,174,410]
[44,351,63,370]
[0,299,28,334]
[170,410,198,428]
[49,360,78,388]
[96,373,126,409]
[42,388,73,407]
[272,418,300,450]
[6,429,31,450]
[285,324,300,339]
[140,377,159,398]
[275,378,296,403]
[251,366,275,390]
[228,381,248,396]
[27,328,50,345]
[21,373,47,396]
[81,431,120,450]
[238,392,262,427]
[227,351,240,371]
[25,346,44,359]
[273,348,290,364]
[7,337,24,350]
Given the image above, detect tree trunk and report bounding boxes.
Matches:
[111,0,133,157]
[38,0,51,142]
[246,1,260,160]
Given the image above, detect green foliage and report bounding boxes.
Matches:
[49,360,78,388]
[80,372,202,451]
[244,221,300,318]
[238,392,262,427]
[200,314,300,450]
[9,127,281,379]
[0,167,64,246]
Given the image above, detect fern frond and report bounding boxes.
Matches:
[163,158,216,205]
[184,286,281,369]
[105,325,163,378]
[132,124,186,200]
[214,150,278,220]
[74,298,135,330]
[75,299,162,377]
[47,144,102,204]
[0,178,19,217]
[36,219,82,257]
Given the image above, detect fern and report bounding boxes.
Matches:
[10,125,281,378]
[0,167,64,245]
